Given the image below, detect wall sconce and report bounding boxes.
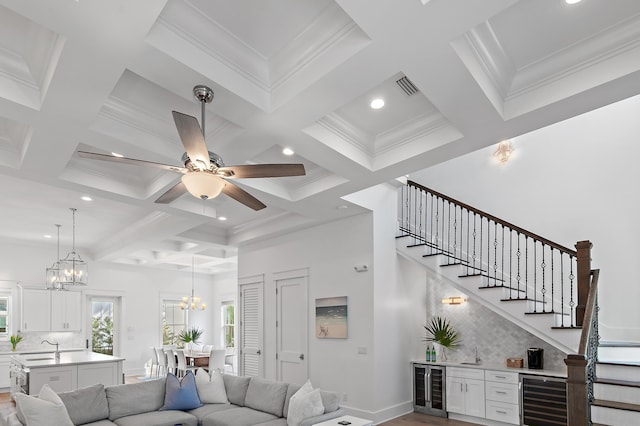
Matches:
[442,296,467,305]
[493,140,513,164]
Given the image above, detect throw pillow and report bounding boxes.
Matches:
[161,371,203,411]
[15,384,74,426]
[287,380,324,426]
[195,368,229,404]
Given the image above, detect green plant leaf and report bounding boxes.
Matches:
[177,326,203,344]
[423,316,461,349]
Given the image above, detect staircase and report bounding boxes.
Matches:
[592,361,640,425]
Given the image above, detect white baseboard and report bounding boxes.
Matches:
[342,400,413,425]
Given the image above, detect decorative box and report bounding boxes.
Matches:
[506,357,523,368]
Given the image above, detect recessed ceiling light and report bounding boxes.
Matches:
[111,152,124,158]
[337,204,348,210]
[218,216,227,221]
[282,147,294,156]
[565,0,581,4]
[43,234,52,239]
[81,196,92,201]
[370,98,385,109]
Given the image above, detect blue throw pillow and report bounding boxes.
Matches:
[161,371,202,411]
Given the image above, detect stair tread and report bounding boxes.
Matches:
[596,378,640,388]
[592,399,640,412]
[598,361,640,367]
[551,326,582,329]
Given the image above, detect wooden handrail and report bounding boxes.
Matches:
[407,180,577,255]
[578,269,600,355]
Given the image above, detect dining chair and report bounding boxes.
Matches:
[150,347,159,377]
[164,348,177,375]
[155,347,167,376]
[207,349,226,373]
[175,349,197,378]
[224,347,236,374]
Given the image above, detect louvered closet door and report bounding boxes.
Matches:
[239,279,264,377]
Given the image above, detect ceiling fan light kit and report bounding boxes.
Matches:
[77,84,306,210]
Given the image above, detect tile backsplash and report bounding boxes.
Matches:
[424,273,567,371]
[1,332,84,353]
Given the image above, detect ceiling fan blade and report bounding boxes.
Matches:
[155,181,187,204]
[222,181,267,211]
[172,111,211,170]
[217,164,305,179]
[78,151,186,173]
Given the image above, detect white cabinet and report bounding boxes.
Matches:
[77,362,120,389]
[29,365,77,395]
[21,289,51,332]
[51,291,81,331]
[0,355,10,388]
[485,370,520,425]
[20,287,82,332]
[446,367,485,418]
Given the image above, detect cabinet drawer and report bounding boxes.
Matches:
[485,381,519,404]
[485,370,519,384]
[486,400,520,425]
[447,366,484,380]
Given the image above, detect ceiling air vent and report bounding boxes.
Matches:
[396,76,419,96]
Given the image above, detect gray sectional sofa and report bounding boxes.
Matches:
[1,374,344,426]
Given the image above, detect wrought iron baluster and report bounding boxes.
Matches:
[541,243,546,313]
[550,247,554,314]
[525,236,529,302]
[493,222,498,286]
[561,255,565,327]
[569,256,575,327]
[516,233,521,298]
[533,241,537,313]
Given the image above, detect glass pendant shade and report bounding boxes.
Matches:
[59,208,88,286]
[181,172,225,200]
[46,224,65,290]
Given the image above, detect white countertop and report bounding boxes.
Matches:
[12,351,125,369]
[0,348,85,356]
[412,360,567,378]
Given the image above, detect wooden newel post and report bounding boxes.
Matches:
[575,240,592,327]
[565,354,589,425]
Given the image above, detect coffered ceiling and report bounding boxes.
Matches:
[1,0,639,274]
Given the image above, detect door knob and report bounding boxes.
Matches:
[299,354,304,360]
[257,349,261,355]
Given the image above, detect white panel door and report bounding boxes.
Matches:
[239,277,264,377]
[276,272,308,384]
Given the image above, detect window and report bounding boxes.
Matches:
[221,301,235,348]
[162,300,187,348]
[0,296,8,336]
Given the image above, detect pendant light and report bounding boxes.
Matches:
[58,208,88,286]
[45,224,64,290]
[180,257,206,310]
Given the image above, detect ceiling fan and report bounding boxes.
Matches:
[77,85,305,211]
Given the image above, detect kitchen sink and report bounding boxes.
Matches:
[27,357,54,361]
[460,362,481,365]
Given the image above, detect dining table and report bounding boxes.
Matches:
[185,351,210,368]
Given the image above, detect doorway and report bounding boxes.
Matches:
[88,296,120,356]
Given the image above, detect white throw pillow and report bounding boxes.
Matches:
[287,380,325,426]
[195,367,229,404]
[15,384,74,426]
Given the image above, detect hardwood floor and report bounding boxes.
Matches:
[380,413,478,425]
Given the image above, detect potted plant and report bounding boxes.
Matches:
[10,334,22,352]
[423,316,461,361]
[178,326,203,353]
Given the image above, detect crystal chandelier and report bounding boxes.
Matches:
[45,224,65,290]
[180,257,206,310]
[58,208,88,286]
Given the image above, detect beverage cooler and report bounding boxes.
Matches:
[412,362,447,417]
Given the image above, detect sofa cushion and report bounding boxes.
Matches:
[58,383,109,425]
[201,407,278,426]
[82,421,118,426]
[320,390,342,413]
[188,402,238,422]
[256,419,288,426]
[161,371,202,411]
[286,381,324,426]
[222,374,251,406]
[283,384,301,418]
[244,377,288,417]
[196,368,229,404]
[106,377,166,420]
[112,410,198,426]
[14,384,74,426]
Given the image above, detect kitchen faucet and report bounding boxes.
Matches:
[41,339,60,362]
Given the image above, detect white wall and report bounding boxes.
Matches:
[0,239,218,375]
[238,214,376,416]
[412,93,640,342]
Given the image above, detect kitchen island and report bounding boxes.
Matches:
[10,351,124,396]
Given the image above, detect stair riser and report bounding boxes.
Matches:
[594,383,640,405]
[591,406,640,424]
[599,346,640,363]
[598,364,640,382]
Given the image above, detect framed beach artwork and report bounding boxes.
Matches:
[315,296,348,339]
